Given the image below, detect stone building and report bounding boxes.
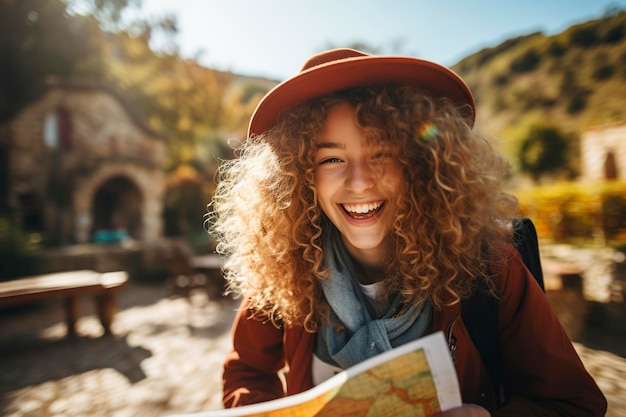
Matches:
[1,81,165,245]
[581,123,626,182]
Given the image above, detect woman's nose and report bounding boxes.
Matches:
[345,159,375,192]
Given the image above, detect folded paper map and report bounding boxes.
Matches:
[171,331,461,417]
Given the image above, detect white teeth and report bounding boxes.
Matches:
[343,201,383,213]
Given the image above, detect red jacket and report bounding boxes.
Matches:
[222,250,607,416]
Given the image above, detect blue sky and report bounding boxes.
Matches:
[139,0,626,80]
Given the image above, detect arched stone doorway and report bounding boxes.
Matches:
[74,163,163,244]
[91,176,143,241]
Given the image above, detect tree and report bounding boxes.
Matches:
[1,0,259,243]
[0,0,108,122]
[517,123,570,183]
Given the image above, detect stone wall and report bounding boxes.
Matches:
[8,83,165,244]
[581,123,626,182]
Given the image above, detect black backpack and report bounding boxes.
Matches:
[462,217,545,393]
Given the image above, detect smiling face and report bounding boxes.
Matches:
[314,102,404,268]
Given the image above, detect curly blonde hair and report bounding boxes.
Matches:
[207,84,518,332]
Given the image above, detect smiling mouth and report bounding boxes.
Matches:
[341,201,385,220]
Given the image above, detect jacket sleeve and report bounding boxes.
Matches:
[494,248,607,417]
[222,300,286,408]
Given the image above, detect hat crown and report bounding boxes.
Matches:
[249,48,476,137]
[300,48,368,72]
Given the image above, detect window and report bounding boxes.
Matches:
[43,108,72,150]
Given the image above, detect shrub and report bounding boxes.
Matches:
[566,88,590,114]
[592,64,614,81]
[518,123,569,181]
[493,73,509,86]
[546,40,566,57]
[510,49,541,73]
[599,22,625,44]
[0,217,41,280]
[592,52,614,81]
[568,25,599,47]
[516,181,626,246]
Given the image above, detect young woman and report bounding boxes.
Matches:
[208,48,606,416]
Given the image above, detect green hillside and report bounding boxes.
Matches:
[452,9,626,145]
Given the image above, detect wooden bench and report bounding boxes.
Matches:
[0,270,128,336]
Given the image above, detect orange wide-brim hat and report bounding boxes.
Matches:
[248,48,476,138]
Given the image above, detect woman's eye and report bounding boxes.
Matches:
[319,157,342,165]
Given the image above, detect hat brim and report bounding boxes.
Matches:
[248,55,475,137]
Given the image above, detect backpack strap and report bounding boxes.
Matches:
[462,279,502,394]
[462,217,544,400]
[512,217,545,291]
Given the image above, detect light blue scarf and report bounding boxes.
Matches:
[316,227,432,369]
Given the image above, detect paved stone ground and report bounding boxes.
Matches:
[1,282,625,417]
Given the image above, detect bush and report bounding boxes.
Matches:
[600,22,625,44]
[592,64,614,81]
[592,52,614,81]
[163,166,209,238]
[566,88,590,114]
[493,73,509,86]
[568,25,599,47]
[546,40,566,57]
[516,181,626,246]
[518,123,569,181]
[510,49,541,73]
[0,217,41,280]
